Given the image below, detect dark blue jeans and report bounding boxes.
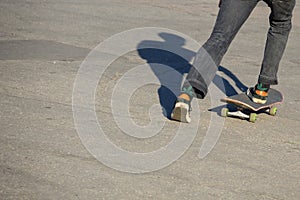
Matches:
[185,0,295,99]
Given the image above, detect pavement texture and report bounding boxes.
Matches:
[0,0,299,199]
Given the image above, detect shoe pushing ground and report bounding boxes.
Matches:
[171,97,191,123]
[247,83,270,104]
[171,86,194,123]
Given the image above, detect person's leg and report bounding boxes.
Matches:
[172,0,259,122]
[185,0,260,99]
[248,0,295,104]
[258,0,296,85]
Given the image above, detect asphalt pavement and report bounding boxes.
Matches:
[0,1,299,199]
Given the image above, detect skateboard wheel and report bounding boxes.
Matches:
[269,107,277,116]
[221,108,229,117]
[249,113,257,123]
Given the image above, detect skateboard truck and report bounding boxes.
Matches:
[221,106,278,123]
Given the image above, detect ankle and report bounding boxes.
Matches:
[178,93,191,101]
[179,86,195,101]
[254,83,270,97]
[255,83,270,91]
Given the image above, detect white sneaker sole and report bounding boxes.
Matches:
[252,97,267,104]
[171,102,191,123]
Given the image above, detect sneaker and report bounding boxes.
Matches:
[171,86,194,123]
[247,83,270,104]
[171,97,191,123]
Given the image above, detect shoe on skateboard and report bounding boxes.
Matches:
[247,83,270,104]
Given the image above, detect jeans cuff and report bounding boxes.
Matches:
[188,79,208,99]
[258,75,278,85]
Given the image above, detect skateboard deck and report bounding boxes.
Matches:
[221,88,283,122]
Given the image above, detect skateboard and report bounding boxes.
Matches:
[221,88,283,122]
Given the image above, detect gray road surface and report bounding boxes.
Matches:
[0,1,299,199]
